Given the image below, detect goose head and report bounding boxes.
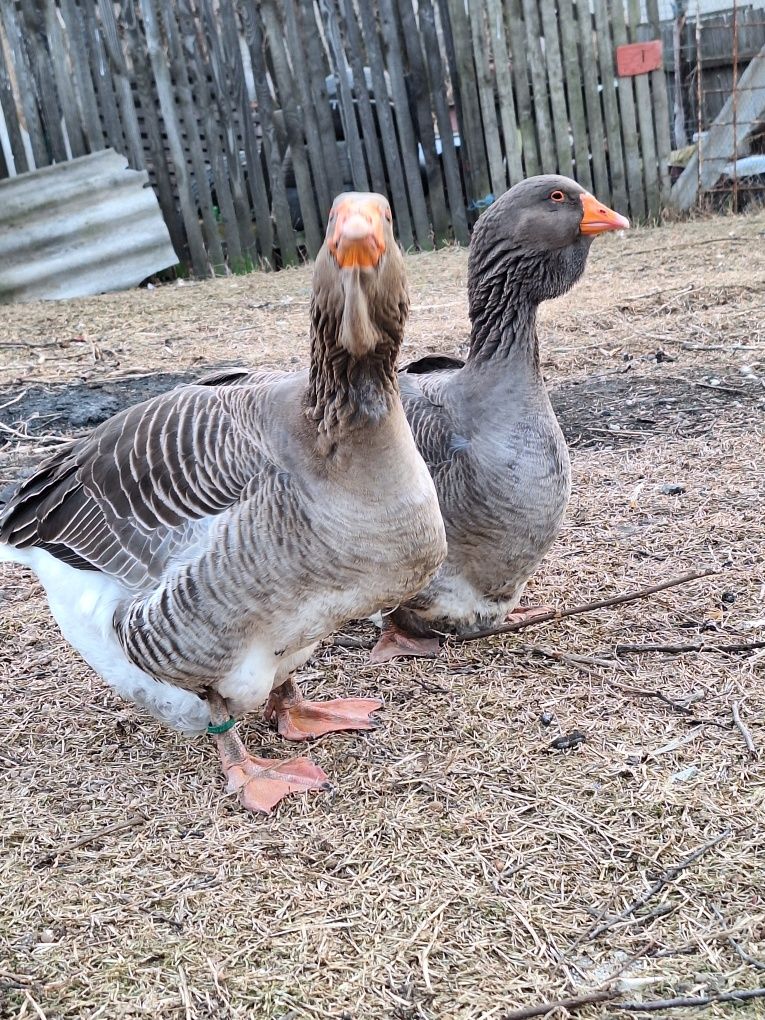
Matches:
[313,192,408,359]
[468,175,629,311]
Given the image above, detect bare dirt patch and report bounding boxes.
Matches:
[1,210,764,1019]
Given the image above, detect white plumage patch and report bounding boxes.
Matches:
[1,544,211,734]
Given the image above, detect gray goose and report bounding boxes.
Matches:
[0,193,447,813]
[370,175,629,661]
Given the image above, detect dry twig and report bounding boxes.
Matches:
[616,639,765,655]
[455,568,717,644]
[731,701,758,759]
[37,814,147,866]
[580,829,733,944]
[619,986,765,1011]
[502,988,618,1019]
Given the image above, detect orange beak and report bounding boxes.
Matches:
[579,192,630,234]
[328,197,387,269]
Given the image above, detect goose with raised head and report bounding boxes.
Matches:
[0,193,447,813]
[369,175,629,661]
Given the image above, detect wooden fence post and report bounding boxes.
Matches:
[538,0,574,177]
[592,0,628,211]
[647,0,673,203]
[140,0,209,277]
[262,0,323,256]
[355,0,414,247]
[467,0,506,197]
[396,0,451,242]
[417,0,469,244]
[485,0,523,186]
[504,0,539,177]
[628,0,661,219]
[0,19,30,173]
[522,0,556,173]
[445,0,492,206]
[556,0,590,191]
[611,0,646,219]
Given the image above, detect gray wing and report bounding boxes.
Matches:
[0,379,283,591]
[398,367,473,509]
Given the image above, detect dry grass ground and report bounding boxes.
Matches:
[1,211,764,1019]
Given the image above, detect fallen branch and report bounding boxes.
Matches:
[581,829,733,943]
[609,682,695,716]
[37,813,147,866]
[619,986,765,1011]
[502,988,618,1019]
[455,568,718,644]
[732,701,758,759]
[503,985,765,1019]
[616,639,765,655]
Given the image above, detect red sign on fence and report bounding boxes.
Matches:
[616,40,664,77]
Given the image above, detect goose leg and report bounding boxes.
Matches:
[264,678,382,741]
[368,620,441,664]
[504,604,554,625]
[207,691,330,814]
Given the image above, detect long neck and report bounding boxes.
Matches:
[466,256,541,369]
[305,286,402,454]
[467,274,540,367]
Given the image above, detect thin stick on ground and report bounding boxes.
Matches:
[454,568,718,644]
[502,988,618,1020]
[619,986,765,1011]
[616,638,765,655]
[37,814,147,866]
[578,829,733,944]
[731,700,758,759]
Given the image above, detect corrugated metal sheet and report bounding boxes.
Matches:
[0,149,178,303]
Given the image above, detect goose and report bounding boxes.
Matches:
[369,175,630,661]
[0,193,447,813]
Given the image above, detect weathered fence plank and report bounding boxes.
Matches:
[298,0,345,205]
[207,0,258,259]
[445,0,491,206]
[97,0,144,170]
[355,0,414,247]
[504,0,538,177]
[485,0,522,186]
[263,0,323,256]
[121,0,184,257]
[610,0,646,220]
[241,0,298,265]
[139,0,208,277]
[576,0,609,200]
[334,0,386,196]
[159,0,225,270]
[44,0,85,159]
[0,21,30,174]
[0,1,48,167]
[396,0,450,242]
[81,0,127,157]
[417,0,469,244]
[553,0,589,188]
[628,0,661,219]
[17,0,68,163]
[592,0,628,211]
[522,0,556,174]
[378,0,433,248]
[467,0,506,197]
[647,0,673,203]
[539,0,574,179]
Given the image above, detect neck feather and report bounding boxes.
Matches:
[305,283,403,454]
[466,249,541,366]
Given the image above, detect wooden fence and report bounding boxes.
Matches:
[659,3,765,149]
[0,0,673,276]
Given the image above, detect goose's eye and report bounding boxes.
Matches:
[550,190,565,203]
[384,209,392,222]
